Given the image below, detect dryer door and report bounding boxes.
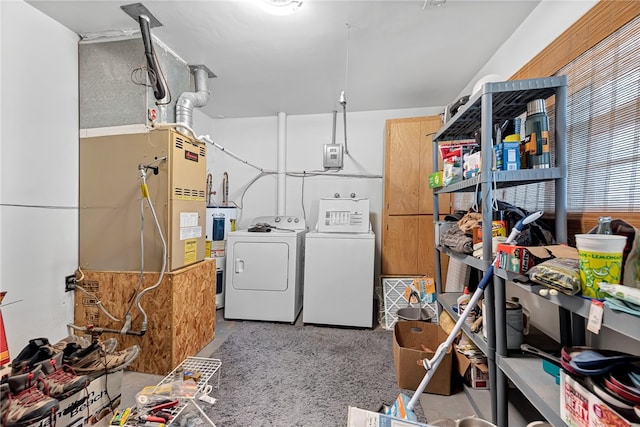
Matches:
[230,241,289,291]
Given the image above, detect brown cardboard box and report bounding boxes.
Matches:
[392,321,453,396]
[453,346,489,390]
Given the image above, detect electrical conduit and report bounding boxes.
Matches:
[277,112,286,216]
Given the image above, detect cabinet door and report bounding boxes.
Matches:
[384,117,450,216]
[418,215,436,276]
[382,214,445,277]
[382,215,419,275]
[385,120,421,215]
[419,118,447,214]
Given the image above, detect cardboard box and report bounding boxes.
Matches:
[496,244,578,275]
[27,370,122,427]
[392,321,453,396]
[560,370,640,427]
[453,346,489,390]
[494,142,521,171]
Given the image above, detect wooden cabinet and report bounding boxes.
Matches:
[382,116,450,276]
[382,214,440,275]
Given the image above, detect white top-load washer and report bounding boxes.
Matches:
[303,198,375,327]
[224,216,306,323]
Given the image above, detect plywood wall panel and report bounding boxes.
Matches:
[74,259,215,374]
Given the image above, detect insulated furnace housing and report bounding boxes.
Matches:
[80,128,206,272]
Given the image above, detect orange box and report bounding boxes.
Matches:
[496,244,578,275]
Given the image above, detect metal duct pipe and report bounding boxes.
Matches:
[176,65,214,132]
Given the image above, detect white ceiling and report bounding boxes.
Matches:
[27,0,541,119]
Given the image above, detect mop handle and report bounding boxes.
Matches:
[406,211,542,411]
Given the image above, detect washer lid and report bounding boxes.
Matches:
[306,230,374,239]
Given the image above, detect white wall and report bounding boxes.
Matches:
[458,0,598,99]
[0,0,80,356]
[198,107,441,282]
[202,107,442,227]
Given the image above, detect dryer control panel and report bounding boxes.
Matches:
[249,216,306,232]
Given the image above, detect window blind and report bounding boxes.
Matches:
[559,15,639,213]
[458,16,640,215]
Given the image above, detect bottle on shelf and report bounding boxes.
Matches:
[457,286,471,314]
[594,216,612,235]
[523,99,551,169]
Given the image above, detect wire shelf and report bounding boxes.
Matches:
[155,357,222,425]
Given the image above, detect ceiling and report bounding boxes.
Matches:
[27,0,541,119]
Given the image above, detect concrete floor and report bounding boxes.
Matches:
[118,310,536,426]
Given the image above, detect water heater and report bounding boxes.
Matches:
[79,128,206,272]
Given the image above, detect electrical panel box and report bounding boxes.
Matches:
[323,144,343,169]
[79,128,206,272]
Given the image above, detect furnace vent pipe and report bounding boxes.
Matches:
[176,65,214,133]
[138,15,166,101]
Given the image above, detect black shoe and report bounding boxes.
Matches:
[9,339,53,375]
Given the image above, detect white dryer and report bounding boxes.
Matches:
[224,216,306,323]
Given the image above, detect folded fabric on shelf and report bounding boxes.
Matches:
[441,224,473,255]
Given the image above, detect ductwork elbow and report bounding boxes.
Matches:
[176,65,214,132]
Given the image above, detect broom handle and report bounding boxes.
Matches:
[407,266,493,410]
[406,211,543,411]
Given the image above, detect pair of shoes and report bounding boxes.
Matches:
[9,336,93,374]
[55,335,118,356]
[0,366,59,427]
[8,339,90,399]
[11,335,131,379]
[65,342,140,380]
[37,351,90,399]
[1,335,140,426]
[8,338,51,375]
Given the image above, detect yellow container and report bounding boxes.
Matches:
[575,234,626,298]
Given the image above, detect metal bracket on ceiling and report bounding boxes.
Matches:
[422,0,447,8]
[189,65,217,79]
[120,3,163,28]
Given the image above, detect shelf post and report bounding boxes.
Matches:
[554,79,568,245]
[433,124,443,294]
[481,86,500,425]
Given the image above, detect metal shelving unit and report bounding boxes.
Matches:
[497,269,640,341]
[437,246,487,272]
[496,355,563,426]
[432,76,569,426]
[433,168,563,193]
